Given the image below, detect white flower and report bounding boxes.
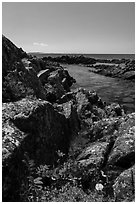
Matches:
[95,183,104,191]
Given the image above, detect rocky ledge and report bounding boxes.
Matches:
[2,35,135,202]
[88,60,135,81]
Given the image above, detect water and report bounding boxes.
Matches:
[81,54,135,60]
[29,52,135,60]
[63,64,135,113]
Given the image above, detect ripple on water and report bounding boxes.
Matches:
[122,97,134,103]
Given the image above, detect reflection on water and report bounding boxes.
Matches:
[64,64,135,113]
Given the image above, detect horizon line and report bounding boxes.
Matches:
[28,52,135,55]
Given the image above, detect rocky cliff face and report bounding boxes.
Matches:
[2,35,76,103]
[2,35,135,202]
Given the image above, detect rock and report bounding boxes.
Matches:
[3,98,71,165]
[2,37,47,102]
[75,88,106,119]
[59,92,75,104]
[48,68,75,93]
[107,126,135,168]
[2,35,27,77]
[74,88,108,129]
[57,101,80,136]
[42,54,96,65]
[47,71,65,99]
[123,71,135,80]
[75,88,91,118]
[2,35,135,202]
[88,92,99,104]
[89,59,135,81]
[2,36,76,103]
[113,165,135,201]
[117,113,135,136]
[88,117,120,142]
[105,103,125,117]
[2,98,72,201]
[37,69,50,84]
[62,77,70,92]
[77,141,110,169]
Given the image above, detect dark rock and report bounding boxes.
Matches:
[57,101,80,136]
[90,59,135,81]
[88,117,120,142]
[2,36,76,103]
[47,71,65,99]
[2,98,74,201]
[105,103,125,117]
[113,165,135,201]
[122,71,135,80]
[59,92,75,104]
[2,35,27,77]
[3,98,71,165]
[107,126,135,168]
[77,141,110,169]
[62,77,70,92]
[37,69,50,84]
[42,54,96,65]
[75,88,91,118]
[2,37,48,102]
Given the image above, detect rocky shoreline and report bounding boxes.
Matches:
[42,54,135,81]
[2,35,135,202]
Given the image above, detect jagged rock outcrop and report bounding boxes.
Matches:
[2,36,47,102]
[2,35,76,103]
[2,35,28,76]
[88,59,135,81]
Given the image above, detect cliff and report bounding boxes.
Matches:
[2,35,135,202]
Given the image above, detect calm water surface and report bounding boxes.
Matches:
[63,64,135,113]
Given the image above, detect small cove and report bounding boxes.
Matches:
[63,64,135,113]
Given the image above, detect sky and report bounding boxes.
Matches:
[2,2,135,54]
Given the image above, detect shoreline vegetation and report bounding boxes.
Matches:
[2,35,135,202]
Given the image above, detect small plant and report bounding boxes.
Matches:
[20,153,43,201]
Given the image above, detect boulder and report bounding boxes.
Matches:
[107,126,135,168]
[113,165,135,201]
[57,101,80,136]
[2,98,72,201]
[75,88,92,119]
[88,117,120,142]
[75,89,107,126]
[3,98,71,165]
[77,141,110,169]
[62,77,70,92]
[37,69,50,84]
[47,71,65,99]
[123,71,135,80]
